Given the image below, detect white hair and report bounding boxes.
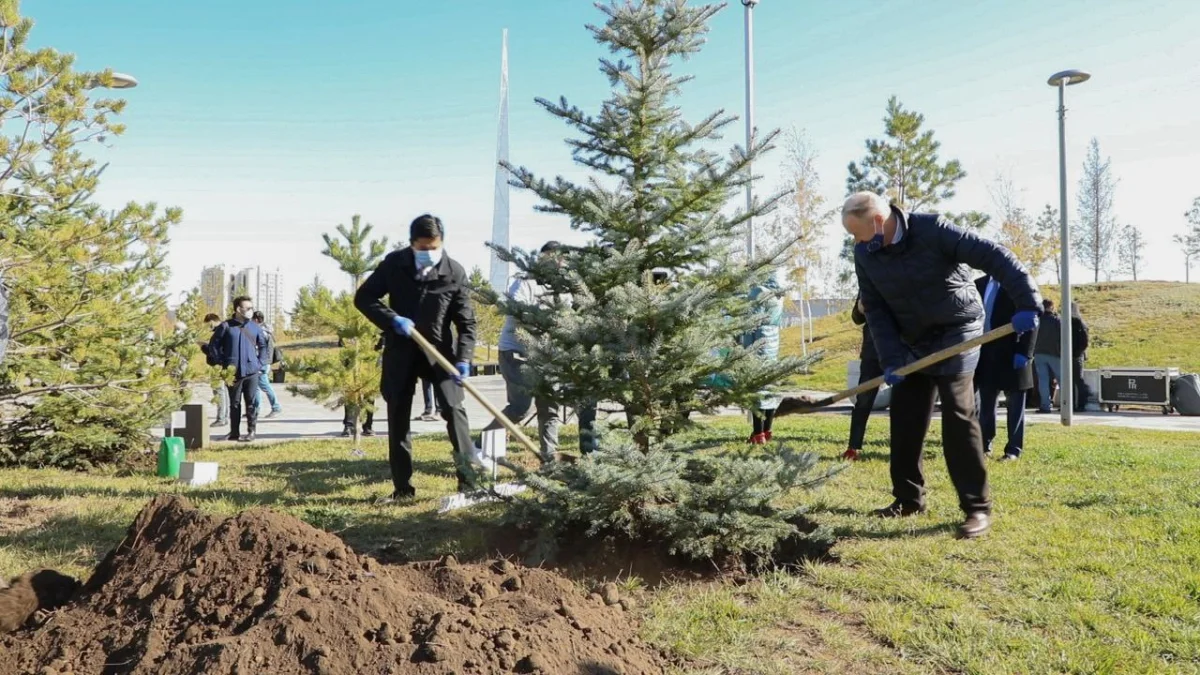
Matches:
[842,191,891,219]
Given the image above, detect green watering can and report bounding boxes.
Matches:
[157,418,186,479]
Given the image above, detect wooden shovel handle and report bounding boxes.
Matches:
[779,323,1017,415]
[407,330,541,455]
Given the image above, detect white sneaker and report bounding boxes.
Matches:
[468,445,495,472]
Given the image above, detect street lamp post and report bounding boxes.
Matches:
[1047,69,1090,427]
[742,0,759,260]
[87,72,139,90]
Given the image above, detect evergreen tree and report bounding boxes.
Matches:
[1073,138,1119,283]
[322,214,387,288]
[492,0,834,563]
[176,287,208,328]
[1035,204,1062,284]
[289,276,336,338]
[467,266,502,361]
[1116,223,1145,281]
[846,96,966,211]
[0,5,187,468]
[287,225,384,447]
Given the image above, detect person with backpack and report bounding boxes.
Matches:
[206,296,271,442]
[252,311,283,419]
[200,313,230,427]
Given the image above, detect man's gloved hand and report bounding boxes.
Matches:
[1012,310,1040,335]
[1013,354,1030,370]
[454,362,470,385]
[392,316,414,337]
[883,367,905,386]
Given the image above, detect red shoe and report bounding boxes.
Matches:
[842,448,860,461]
[763,431,773,442]
[748,432,767,445]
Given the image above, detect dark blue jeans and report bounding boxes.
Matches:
[977,385,1026,457]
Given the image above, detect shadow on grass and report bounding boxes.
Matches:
[0,510,129,568]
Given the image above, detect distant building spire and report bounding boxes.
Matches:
[488,28,511,293]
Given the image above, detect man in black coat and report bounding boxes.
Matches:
[974,274,1037,461]
[844,192,1041,539]
[845,293,880,461]
[355,214,478,502]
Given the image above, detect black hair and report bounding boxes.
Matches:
[232,296,252,309]
[1042,298,1054,311]
[203,313,220,323]
[410,214,444,241]
[540,240,562,254]
[252,310,265,322]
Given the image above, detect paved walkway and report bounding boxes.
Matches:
[160,377,1200,444]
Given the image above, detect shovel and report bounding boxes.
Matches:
[406,330,536,512]
[775,323,1017,416]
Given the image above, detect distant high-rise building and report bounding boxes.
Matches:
[199,265,231,318]
[234,267,285,329]
[488,28,511,293]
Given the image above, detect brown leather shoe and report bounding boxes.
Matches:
[958,512,991,539]
[873,501,927,518]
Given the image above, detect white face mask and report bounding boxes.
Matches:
[414,248,443,268]
[241,309,255,320]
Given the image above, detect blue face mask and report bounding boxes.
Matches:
[414,248,443,268]
[854,220,886,255]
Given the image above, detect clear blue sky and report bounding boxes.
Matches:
[25,0,1200,305]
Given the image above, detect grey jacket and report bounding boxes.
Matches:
[854,207,1042,375]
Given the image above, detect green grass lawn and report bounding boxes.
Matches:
[3,416,1200,673]
[785,281,1200,394]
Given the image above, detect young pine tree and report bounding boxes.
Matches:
[0,6,187,468]
[288,218,386,447]
[492,0,835,564]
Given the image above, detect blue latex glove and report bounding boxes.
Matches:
[454,361,470,385]
[883,367,905,386]
[1012,309,1040,335]
[392,316,414,337]
[1013,354,1030,370]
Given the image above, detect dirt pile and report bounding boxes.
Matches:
[0,495,668,674]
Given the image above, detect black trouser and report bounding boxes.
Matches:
[848,357,883,449]
[1072,358,1089,410]
[577,400,598,454]
[888,370,990,515]
[343,405,374,431]
[384,357,473,494]
[751,409,776,435]
[227,374,260,436]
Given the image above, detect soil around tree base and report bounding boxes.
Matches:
[0,495,671,674]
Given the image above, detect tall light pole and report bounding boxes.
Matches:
[1048,69,1090,427]
[87,72,139,90]
[742,0,759,260]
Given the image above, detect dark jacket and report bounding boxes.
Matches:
[974,276,1036,391]
[1070,304,1089,361]
[206,317,269,378]
[850,293,878,365]
[1035,312,1061,356]
[854,207,1042,375]
[355,248,476,398]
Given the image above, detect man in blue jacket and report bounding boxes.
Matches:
[206,295,271,442]
[844,192,1042,539]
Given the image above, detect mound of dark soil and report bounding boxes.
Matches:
[0,495,668,674]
